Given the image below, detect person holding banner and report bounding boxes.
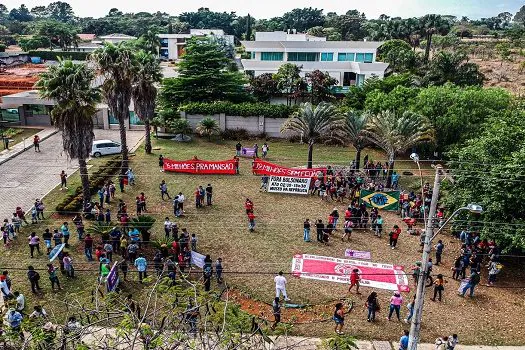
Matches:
[235,142,242,156]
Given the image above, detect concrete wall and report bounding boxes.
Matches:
[181,111,294,138]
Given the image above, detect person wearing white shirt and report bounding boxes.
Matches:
[274,271,290,301]
[164,217,172,239]
[0,277,11,302]
[14,292,25,311]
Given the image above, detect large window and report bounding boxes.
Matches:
[160,48,169,58]
[261,52,283,61]
[160,39,168,48]
[356,53,374,63]
[26,104,48,115]
[287,52,318,62]
[337,53,355,61]
[343,72,357,86]
[321,52,334,61]
[130,111,143,126]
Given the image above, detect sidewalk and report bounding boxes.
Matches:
[0,127,57,165]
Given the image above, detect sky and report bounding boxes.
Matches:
[1,0,523,19]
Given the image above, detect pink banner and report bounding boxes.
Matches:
[252,159,326,178]
[344,249,371,260]
[291,254,410,292]
[163,158,238,175]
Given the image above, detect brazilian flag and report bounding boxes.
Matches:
[359,190,400,211]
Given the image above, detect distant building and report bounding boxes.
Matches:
[241,31,388,91]
[158,29,235,60]
[98,33,137,45]
[77,33,96,42]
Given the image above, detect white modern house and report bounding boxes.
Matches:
[241,31,388,91]
[158,29,234,60]
[97,33,137,45]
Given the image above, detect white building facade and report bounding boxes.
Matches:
[241,31,388,90]
[158,29,235,60]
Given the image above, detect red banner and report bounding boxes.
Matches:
[163,158,238,175]
[252,159,326,178]
[291,254,410,292]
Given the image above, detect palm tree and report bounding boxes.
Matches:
[419,14,451,62]
[132,50,162,154]
[344,112,369,170]
[196,117,220,141]
[364,110,434,188]
[280,102,342,169]
[91,43,137,174]
[36,60,101,207]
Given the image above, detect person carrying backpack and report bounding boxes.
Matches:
[27,265,42,293]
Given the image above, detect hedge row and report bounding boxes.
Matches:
[28,50,90,61]
[179,102,296,119]
[55,158,121,214]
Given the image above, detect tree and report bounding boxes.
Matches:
[326,10,368,40]
[377,39,418,73]
[196,117,220,140]
[422,51,485,87]
[343,112,369,170]
[364,85,420,114]
[46,1,75,22]
[34,20,78,49]
[9,5,32,22]
[91,43,137,174]
[495,42,512,65]
[36,60,101,208]
[305,70,337,104]
[280,7,324,32]
[158,37,248,111]
[364,110,434,187]
[18,36,51,51]
[132,51,162,155]
[280,102,342,168]
[249,73,278,102]
[169,118,193,139]
[274,63,305,106]
[30,6,48,19]
[514,5,525,25]
[179,7,237,34]
[446,108,525,251]
[418,14,451,62]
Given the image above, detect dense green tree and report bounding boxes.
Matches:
[274,63,305,106]
[18,35,51,51]
[9,4,32,22]
[249,73,278,102]
[445,108,525,251]
[91,43,137,174]
[280,102,342,168]
[326,10,368,40]
[364,85,420,114]
[158,37,248,111]
[280,7,324,32]
[377,39,419,72]
[418,14,451,62]
[305,70,337,104]
[36,60,101,207]
[30,6,48,19]
[132,51,162,154]
[422,51,485,87]
[179,7,236,34]
[34,20,78,49]
[46,1,75,23]
[514,5,525,25]
[364,110,434,187]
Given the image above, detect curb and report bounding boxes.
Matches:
[0,129,59,166]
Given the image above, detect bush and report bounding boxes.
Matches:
[27,50,90,61]
[221,128,251,140]
[179,101,296,119]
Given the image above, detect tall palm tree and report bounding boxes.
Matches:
[91,43,137,174]
[344,112,369,170]
[419,14,451,62]
[36,60,101,207]
[280,102,342,169]
[132,50,162,154]
[364,110,434,188]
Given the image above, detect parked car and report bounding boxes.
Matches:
[90,140,122,157]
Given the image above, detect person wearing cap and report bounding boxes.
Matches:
[0,274,12,302]
[388,291,403,321]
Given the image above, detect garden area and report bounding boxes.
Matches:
[3,137,525,345]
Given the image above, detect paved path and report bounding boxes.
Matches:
[0,127,57,165]
[0,129,144,221]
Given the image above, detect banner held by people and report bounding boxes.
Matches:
[291,254,410,292]
[344,249,372,260]
[359,190,400,211]
[191,251,206,269]
[240,147,256,157]
[268,176,311,195]
[106,262,119,292]
[163,158,238,175]
[252,159,326,178]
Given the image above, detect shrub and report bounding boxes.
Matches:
[179,101,296,119]
[28,50,90,61]
[221,128,251,140]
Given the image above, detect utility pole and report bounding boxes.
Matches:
[408,165,442,350]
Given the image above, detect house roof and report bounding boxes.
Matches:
[99,34,137,40]
[77,33,96,41]
[241,41,383,50]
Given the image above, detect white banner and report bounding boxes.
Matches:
[191,251,206,269]
[268,176,311,195]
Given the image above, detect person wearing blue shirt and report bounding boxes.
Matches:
[5,308,24,339]
[134,254,147,283]
[399,330,409,350]
[61,222,70,247]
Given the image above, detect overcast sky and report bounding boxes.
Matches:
[1,0,523,19]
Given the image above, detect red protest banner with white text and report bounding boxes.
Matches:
[291,254,410,292]
[163,158,238,175]
[252,159,326,178]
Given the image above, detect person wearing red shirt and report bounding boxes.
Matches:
[389,225,401,249]
[344,207,352,221]
[244,199,254,214]
[348,268,361,294]
[248,212,256,232]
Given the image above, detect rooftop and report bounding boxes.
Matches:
[77,33,96,41]
[241,40,384,50]
[99,33,137,40]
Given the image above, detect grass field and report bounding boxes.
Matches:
[1,127,42,150]
[2,136,524,345]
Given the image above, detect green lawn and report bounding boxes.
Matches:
[2,136,521,344]
[1,127,42,150]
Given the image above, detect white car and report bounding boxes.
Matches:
[90,140,122,157]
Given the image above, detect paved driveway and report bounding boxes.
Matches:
[0,129,144,220]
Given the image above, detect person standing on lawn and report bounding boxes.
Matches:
[303,218,311,242]
[28,232,41,258]
[274,271,290,301]
[164,217,172,239]
[159,155,164,172]
[316,219,324,242]
[405,295,416,324]
[389,225,401,249]
[435,240,444,265]
[135,254,147,283]
[271,297,281,330]
[262,143,269,158]
[47,264,61,291]
[215,257,223,284]
[431,274,447,302]
[42,229,52,254]
[333,302,345,335]
[460,270,481,297]
[248,211,256,232]
[27,266,42,293]
[348,268,361,294]
[387,291,403,321]
[366,291,379,322]
[342,219,352,242]
[84,233,94,261]
[159,180,171,200]
[63,253,74,278]
[61,222,70,247]
[205,184,213,206]
[235,142,242,156]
